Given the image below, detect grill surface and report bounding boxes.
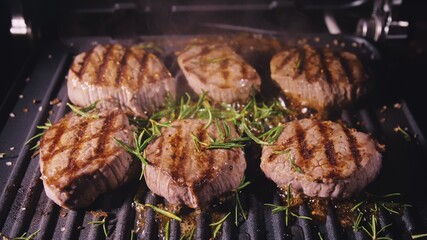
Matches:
[0,34,426,240]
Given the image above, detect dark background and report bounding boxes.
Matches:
[1,0,427,135]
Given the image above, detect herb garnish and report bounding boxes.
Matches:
[88,214,109,238]
[179,226,195,240]
[67,102,98,119]
[1,229,41,240]
[164,220,170,240]
[210,212,231,238]
[25,120,52,151]
[233,177,251,226]
[394,126,411,141]
[288,153,304,174]
[412,233,427,239]
[265,184,312,226]
[144,203,182,221]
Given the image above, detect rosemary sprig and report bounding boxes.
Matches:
[233,177,251,226]
[8,229,40,240]
[67,102,98,119]
[114,129,153,179]
[144,203,182,221]
[241,122,283,146]
[288,153,304,174]
[412,233,427,239]
[361,206,392,240]
[136,42,164,53]
[179,226,195,240]
[88,216,109,238]
[265,184,312,226]
[130,229,135,240]
[165,220,170,240]
[210,212,231,238]
[317,232,324,240]
[192,56,228,66]
[25,120,52,150]
[394,126,411,141]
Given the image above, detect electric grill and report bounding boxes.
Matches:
[1,0,427,239]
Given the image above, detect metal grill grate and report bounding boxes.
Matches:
[0,34,426,240]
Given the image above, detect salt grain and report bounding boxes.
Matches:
[23,108,29,113]
[38,106,43,112]
[9,113,15,118]
[21,207,26,211]
[48,54,52,59]
[25,77,30,82]
[61,227,66,232]
[6,162,12,166]
[19,94,24,99]
[393,103,402,109]
[10,147,15,151]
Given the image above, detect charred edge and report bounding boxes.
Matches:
[295,121,313,160]
[77,48,94,79]
[318,49,334,85]
[221,58,230,82]
[95,44,113,84]
[277,49,298,71]
[336,52,355,84]
[293,48,306,79]
[169,124,183,181]
[318,122,338,166]
[95,112,115,156]
[342,126,362,169]
[66,121,89,173]
[115,47,129,85]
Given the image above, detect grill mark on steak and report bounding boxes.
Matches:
[221,58,230,83]
[317,121,338,166]
[295,121,313,160]
[115,48,129,85]
[182,45,211,64]
[342,125,362,169]
[138,51,150,84]
[183,66,207,83]
[293,49,306,78]
[336,52,355,84]
[304,46,320,83]
[318,50,334,85]
[95,112,114,156]
[77,49,94,79]
[66,121,89,173]
[277,49,297,71]
[44,121,68,162]
[195,121,213,185]
[169,124,183,182]
[95,45,113,84]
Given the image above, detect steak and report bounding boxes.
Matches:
[270,45,367,114]
[260,119,382,198]
[144,119,246,208]
[39,108,136,209]
[176,43,261,104]
[67,43,176,118]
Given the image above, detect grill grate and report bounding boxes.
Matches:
[1,34,426,240]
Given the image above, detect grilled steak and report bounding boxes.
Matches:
[67,43,176,118]
[270,45,367,114]
[177,43,261,104]
[260,119,382,198]
[39,108,136,209]
[144,119,246,208]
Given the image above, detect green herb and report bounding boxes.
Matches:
[242,122,283,146]
[273,149,290,155]
[179,226,195,240]
[353,210,363,232]
[394,126,411,141]
[9,229,40,240]
[412,233,427,239]
[177,92,207,120]
[137,42,164,53]
[114,129,153,179]
[88,216,109,238]
[144,203,182,221]
[165,220,170,240]
[67,102,98,119]
[233,177,250,226]
[150,93,177,120]
[288,153,304,174]
[210,212,231,238]
[130,229,135,240]
[202,101,213,129]
[192,57,228,66]
[25,120,52,150]
[317,232,324,240]
[265,184,312,226]
[361,206,392,240]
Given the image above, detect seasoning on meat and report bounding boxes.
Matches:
[261,119,382,198]
[39,108,136,209]
[67,43,176,118]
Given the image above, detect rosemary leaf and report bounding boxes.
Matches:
[144,204,182,221]
[210,212,231,238]
[165,220,170,240]
[11,229,40,240]
[67,102,98,119]
[288,153,304,174]
[412,233,427,239]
